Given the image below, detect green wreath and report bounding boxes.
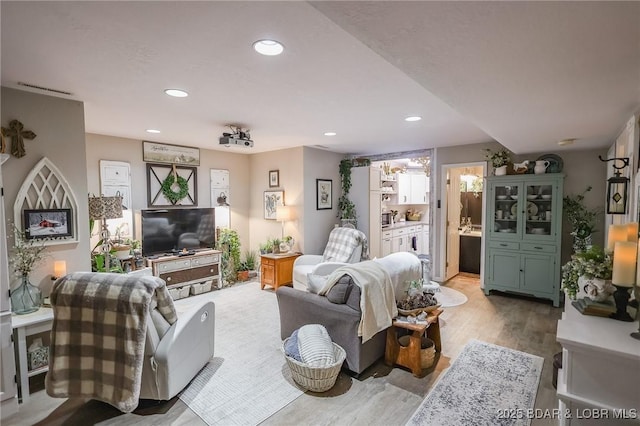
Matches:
[161,174,189,204]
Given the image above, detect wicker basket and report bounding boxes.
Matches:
[282,338,346,392]
[398,336,436,368]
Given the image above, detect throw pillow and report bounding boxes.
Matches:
[284,329,302,362]
[297,324,335,367]
[307,273,328,294]
[326,275,353,304]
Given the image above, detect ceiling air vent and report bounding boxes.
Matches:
[17,82,73,96]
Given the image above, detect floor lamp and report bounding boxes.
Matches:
[88,194,123,271]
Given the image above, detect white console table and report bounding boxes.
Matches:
[11,307,54,403]
[556,301,640,425]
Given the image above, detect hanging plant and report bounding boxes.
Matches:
[161,173,189,204]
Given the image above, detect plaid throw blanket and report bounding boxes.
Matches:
[45,272,177,412]
[322,227,369,263]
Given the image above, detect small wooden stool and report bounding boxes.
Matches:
[384,308,442,377]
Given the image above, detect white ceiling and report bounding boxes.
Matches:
[2,1,638,156]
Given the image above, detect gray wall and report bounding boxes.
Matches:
[433,141,609,281]
[2,87,90,295]
[302,146,344,255]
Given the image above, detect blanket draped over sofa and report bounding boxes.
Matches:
[46,272,177,412]
[319,261,396,342]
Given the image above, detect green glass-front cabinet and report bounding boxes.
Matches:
[483,173,564,307]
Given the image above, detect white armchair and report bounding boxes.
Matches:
[293,227,368,290]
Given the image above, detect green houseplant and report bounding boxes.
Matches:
[483,148,512,175]
[563,186,601,253]
[216,228,241,285]
[338,158,357,226]
[9,227,47,314]
[561,245,613,300]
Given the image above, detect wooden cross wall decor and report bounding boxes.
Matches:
[1,119,37,158]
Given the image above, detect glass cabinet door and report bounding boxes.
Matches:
[491,182,520,237]
[524,182,555,239]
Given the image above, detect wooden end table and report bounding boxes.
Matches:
[260,252,301,290]
[384,308,442,377]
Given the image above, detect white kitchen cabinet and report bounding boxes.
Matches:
[381,230,392,257]
[397,173,412,205]
[396,173,428,205]
[391,227,410,252]
[421,227,430,254]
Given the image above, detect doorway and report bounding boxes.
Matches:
[439,162,486,286]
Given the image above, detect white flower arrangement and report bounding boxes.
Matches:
[9,227,48,277]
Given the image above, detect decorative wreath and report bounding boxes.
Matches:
[161,174,189,204]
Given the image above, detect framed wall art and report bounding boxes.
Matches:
[316,179,332,210]
[142,141,200,166]
[264,190,284,220]
[23,208,73,240]
[269,170,279,188]
[147,163,198,207]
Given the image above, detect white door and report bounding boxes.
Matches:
[445,169,461,280]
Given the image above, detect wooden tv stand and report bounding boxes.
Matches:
[146,249,222,297]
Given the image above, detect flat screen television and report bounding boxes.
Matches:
[141,208,215,256]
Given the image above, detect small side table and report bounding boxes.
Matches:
[260,252,301,290]
[384,308,443,377]
[11,307,54,403]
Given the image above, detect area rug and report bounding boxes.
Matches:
[435,286,468,307]
[178,282,304,425]
[406,339,543,426]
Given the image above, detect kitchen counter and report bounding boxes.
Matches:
[459,230,482,238]
[382,221,427,231]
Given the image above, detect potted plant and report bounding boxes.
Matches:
[271,238,282,254]
[483,148,512,176]
[216,229,241,285]
[563,186,601,253]
[9,227,47,314]
[561,245,613,301]
[338,158,357,227]
[244,250,258,278]
[237,260,250,281]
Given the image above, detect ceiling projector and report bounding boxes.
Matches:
[219,128,253,148]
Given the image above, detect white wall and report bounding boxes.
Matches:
[249,147,304,253]
[1,87,90,295]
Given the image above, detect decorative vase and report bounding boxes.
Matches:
[494,165,507,176]
[11,275,42,315]
[577,276,614,302]
[572,234,592,253]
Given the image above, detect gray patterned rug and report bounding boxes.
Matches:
[407,339,543,426]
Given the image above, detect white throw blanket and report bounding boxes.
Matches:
[319,261,397,342]
[373,252,422,301]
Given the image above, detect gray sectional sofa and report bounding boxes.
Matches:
[276,275,386,375]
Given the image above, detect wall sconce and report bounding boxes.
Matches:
[599,156,630,215]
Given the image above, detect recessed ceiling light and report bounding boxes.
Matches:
[324,132,337,136]
[164,89,189,98]
[558,138,576,146]
[146,129,161,134]
[405,116,422,122]
[253,39,284,56]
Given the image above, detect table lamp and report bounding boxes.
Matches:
[276,205,293,240]
[88,194,123,271]
[610,241,636,321]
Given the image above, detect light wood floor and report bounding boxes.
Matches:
[5,274,563,426]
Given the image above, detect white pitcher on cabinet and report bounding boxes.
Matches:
[534,160,549,174]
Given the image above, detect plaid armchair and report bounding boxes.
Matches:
[292,227,368,290]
